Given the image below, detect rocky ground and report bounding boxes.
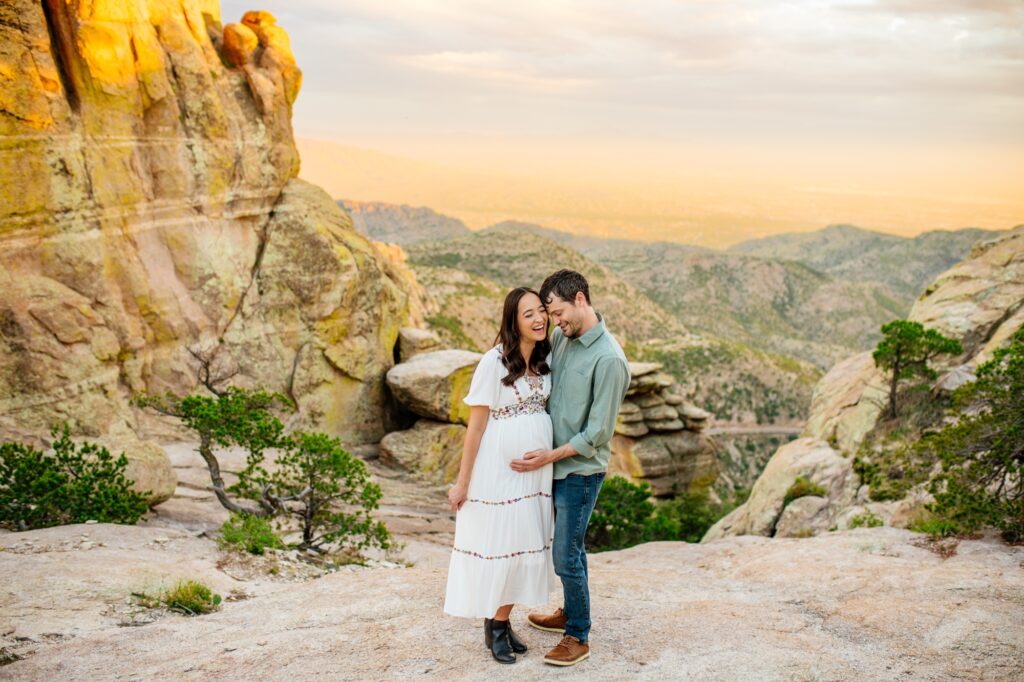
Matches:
[2,443,1023,681]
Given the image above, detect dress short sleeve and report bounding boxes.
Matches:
[463,348,503,409]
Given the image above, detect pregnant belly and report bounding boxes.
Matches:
[487,414,552,463]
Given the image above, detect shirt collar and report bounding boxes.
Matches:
[575,312,606,348]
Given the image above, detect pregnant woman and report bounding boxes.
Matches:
[443,287,557,664]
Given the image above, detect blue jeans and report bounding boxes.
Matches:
[552,471,605,643]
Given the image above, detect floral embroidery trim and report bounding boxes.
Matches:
[466,491,552,506]
[489,394,548,420]
[452,543,552,560]
[491,374,549,420]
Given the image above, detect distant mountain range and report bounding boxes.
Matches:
[728,223,1002,303]
[480,220,1007,367]
[340,200,472,243]
[339,199,1014,422]
[552,238,905,368]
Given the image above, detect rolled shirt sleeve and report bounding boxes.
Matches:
[568,355,631,458]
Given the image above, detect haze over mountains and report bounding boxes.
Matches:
[299,139,1024,249]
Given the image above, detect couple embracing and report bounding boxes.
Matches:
[443,269,631,666]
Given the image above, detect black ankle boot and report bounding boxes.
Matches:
[483,618,527,654]
[507,621,528,653]
[483,618,516,663]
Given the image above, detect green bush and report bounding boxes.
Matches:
[219,513,284,555]
[0,425,150,531]
[909,517,960,538]
[134,387,290,518]
[649,492,724,544]
[260,432,391,553]
[913,327,1024,541]
[848,511,884,529]
[137,580,222,616]
[586,476,728,551]
[782,476,827,508]
[138,385,391,555]
[586,476,655,551]
[852,453,918,502]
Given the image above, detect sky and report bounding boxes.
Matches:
[220,0,1024,247]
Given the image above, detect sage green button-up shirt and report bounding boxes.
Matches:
[548,314,631,480]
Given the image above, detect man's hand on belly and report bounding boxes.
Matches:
[510,443,578,472]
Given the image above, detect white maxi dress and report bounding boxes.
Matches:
[443,346,557,618]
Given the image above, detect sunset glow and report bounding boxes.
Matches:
[223,0,1024,246]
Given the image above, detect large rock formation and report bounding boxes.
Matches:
[609,362,718,496]
[703,437,856,540]
[384,349,481,426]
[378,419,465,483]
[705,228,1024,541]
[0,1,414,503]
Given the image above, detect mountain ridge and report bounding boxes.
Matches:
[728,223,1008,302]
[339,200,472,243]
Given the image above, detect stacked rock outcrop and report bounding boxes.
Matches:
[0,1,416,503]
[610,362,717,497]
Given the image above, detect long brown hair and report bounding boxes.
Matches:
[495,287,551,386]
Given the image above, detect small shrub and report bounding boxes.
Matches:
[219,513,284,555]
[586,477,656,551]
[909,517,960,538]
[587,477,730,551]
[134,386,291,518]
[849,511,884,529]
[782,476,826,508]
[244,432,391,553]
[136,580,222,616]
[138,379,392,556]
[872,319,962,419]
[649,492,723,544]
[163,580,222,615]
[0,425,150,531]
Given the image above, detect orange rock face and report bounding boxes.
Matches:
[0,2,413,504]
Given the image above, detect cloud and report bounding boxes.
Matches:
[395,50,599,93]
[219,0,1024,144]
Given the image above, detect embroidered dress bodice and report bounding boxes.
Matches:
[489,373,549,420]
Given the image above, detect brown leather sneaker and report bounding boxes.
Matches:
[543,635,590,666]
[527,607,567,633]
